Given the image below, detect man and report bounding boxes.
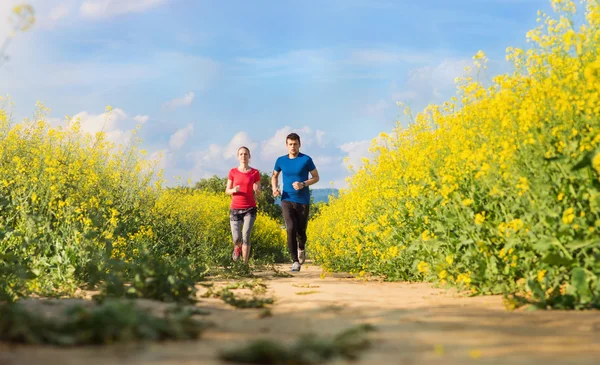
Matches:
[272,133,319,272]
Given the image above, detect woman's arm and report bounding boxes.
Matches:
[225,179,239,195]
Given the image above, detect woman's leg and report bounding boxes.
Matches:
[241,208,257,264]
[230,210,243,261]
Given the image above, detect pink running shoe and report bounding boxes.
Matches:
[232,245,242,261]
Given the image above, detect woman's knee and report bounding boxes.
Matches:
[231,225,242,243]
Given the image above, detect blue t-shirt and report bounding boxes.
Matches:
[274,153,316,205]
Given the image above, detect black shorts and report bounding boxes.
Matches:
[230,207,257,221]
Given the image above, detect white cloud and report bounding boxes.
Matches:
[33,2,74,29]
[224,131,258,160]
[313,155,336,166]
[148,148,172,170]
[177,126,347,184]
[45,116,65,129]
[392,58,474,105]
[71,107,127,135]
[163,92,195,109]
[315,130,326,148]
[238,49,331,69]
[0,1,74,31]
[168,123,194,151]
[1,51,219,100]
[49,3,71,21]
[133,115,149,124]
[175,31,213,46]
[349,49,432,65]
[339,139,374,172]
[183,132,260,181]
[2,59,154,90]
[70,107,133,146]
[259,126,313,162]
[364,99,389,116]
[80,0,169,19]
[237,48,445,80]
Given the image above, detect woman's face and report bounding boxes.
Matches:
[238,148,250,163]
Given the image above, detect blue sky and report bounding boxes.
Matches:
[0,0,552,188]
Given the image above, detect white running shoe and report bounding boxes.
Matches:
[298,249,305,265]
[291,262,301,272]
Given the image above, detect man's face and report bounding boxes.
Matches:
[286,139,300,155]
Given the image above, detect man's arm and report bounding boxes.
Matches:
[271,170,281,197]
[305,168,320,187]
[292,168,320,190]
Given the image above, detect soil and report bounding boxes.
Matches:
[1,262,599,365]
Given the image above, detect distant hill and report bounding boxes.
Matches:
[311,188,339,203]
[274,188,339,205]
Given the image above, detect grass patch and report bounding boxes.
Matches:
[201,279,274,309]
[295,291,319,296]
[219,324,376,364]
[258,308,272,318]
[292,284,320,288]
[0,299,209,346]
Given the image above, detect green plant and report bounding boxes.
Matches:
[219,324,376,364]
[0,300,208,346]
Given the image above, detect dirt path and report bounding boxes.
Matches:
[2,262,600,365]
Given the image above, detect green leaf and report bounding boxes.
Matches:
[544,155,565,162]
[571,268,592,302]
[565,239,599,251]
[527,279,547,303]
[542,252,575,267]
[571,149,597,171]
[532,238,553,253]
[488,256,498,275]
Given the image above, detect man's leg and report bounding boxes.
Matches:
[281,200,299,263]
[296,203,310,251]
[296,203,309,264]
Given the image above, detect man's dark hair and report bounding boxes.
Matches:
[286,133,301,144]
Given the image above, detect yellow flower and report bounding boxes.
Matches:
[421,230,435,241]
[462,198,474,206]
[562,207,575,224]
[417,261,429,274]
[469,349,482,359]
[474,211,486,225]
[537,270,547,282]
[593,152,600,173]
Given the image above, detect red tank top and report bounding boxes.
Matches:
[228,167,261,209]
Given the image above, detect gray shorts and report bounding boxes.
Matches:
[230,207,257,246]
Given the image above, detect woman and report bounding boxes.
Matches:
[225,146,261,264]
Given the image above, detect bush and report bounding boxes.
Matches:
[0,101,286,301]
[309,0,600,309]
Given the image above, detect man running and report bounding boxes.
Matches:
[272,132,319,272]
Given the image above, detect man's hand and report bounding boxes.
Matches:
[272,188,281,197]
[292,181,305,190]
[233,185,240,193]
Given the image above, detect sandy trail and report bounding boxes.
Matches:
[1,262,599,365]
